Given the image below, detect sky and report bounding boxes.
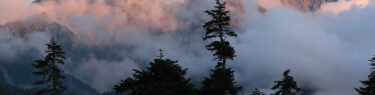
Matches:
[1,0,375,95]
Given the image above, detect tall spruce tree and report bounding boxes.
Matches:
[203,0,237,69]
[355,55,375,95]
[271,69,301,95]
[200,0,241,95]
[32,37,66,95]
[113,49,195,95]
[250,89,265,95]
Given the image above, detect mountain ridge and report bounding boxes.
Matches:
[280,0,338,12]
[0,19,100,95]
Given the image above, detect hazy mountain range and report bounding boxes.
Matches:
[0,19,100,94]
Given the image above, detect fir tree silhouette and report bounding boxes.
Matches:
[200,0,241,95]
[113,49,196,95]
[32,37,66,95]
[200,67,242,95]
[203,0,237,69]
[271,69,301,95]
[355,55,375,95]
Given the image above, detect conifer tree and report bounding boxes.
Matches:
[250,89,265,95]
[203,0,237,69]
[113,49,195,95]
[32,37,66,95]
[271,69,301,95]
[355,55,375,95]
[200,0,241,95]
[200,67,242,95]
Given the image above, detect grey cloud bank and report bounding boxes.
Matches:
[233,2,375,94]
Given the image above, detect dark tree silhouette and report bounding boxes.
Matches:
[250,89,265,95]
[200,67,242,95]
[32,37,66,95]
[113,49,195,95]
[271,69,301,95]
[200,0,241,95]
[355,55,375,95]
[299,89,313,95]
[203,0,237,69]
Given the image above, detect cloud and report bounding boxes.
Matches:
[0,0,34,24]
[256,0,282,9]
[0,0,246,44]
[232,2,375,94]
[72,56,139,93]
[0,31,26,62]
[255,0,374,15]
[320,0,373,15]
[0,28,49,63]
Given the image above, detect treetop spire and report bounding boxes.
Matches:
[158,48,164,59]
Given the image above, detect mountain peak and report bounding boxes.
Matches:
[258,0,339,14]
[280,0,338,12]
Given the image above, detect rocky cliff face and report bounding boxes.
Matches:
[280,0,338,12]
[1,18,75,43]
[257,0,339,14]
